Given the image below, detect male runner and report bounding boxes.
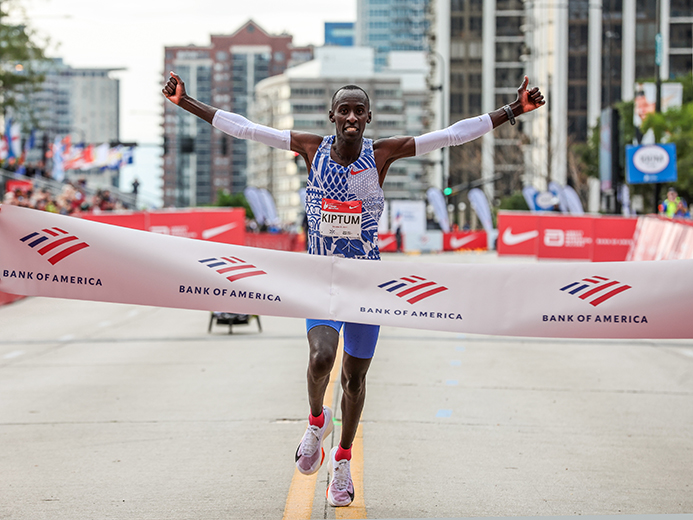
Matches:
[163,72,544,506]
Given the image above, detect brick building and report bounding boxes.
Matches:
[162,21,312,207]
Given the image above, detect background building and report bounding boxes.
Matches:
[356,0,430,70]
[427,0,692,217]
[248,46,429,224]
[162,20,312,207]
[15,58,120,159]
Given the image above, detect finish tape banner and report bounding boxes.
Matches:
[1,204,692,339]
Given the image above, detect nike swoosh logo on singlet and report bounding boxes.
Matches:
[351,168,368,175]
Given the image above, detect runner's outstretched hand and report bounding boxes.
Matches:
[162,71,186,105]
[516,76,545,114]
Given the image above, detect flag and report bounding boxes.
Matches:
[94,143,109,167]
[80,145,95,170]
[0,134,8,161]
[120,146,134,167]
[20,129,36,165]
[107,145,123,169]
[51,137,65,182]
[63,143,85,170]
[5,118,21,160]
[426,187,451,233]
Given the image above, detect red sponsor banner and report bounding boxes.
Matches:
[5,180,33,194]
[147,210,244,243]
[378,233,399,252]
[498,211,637,262]
[443,231,487,251]
[81,211,146,231]
[244,233,303,252]
[593,216,638,262]
[536,215,594,260]
[497,212,539,256]
[82,209,245,245]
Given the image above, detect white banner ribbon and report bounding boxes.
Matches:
[1,204,692,339]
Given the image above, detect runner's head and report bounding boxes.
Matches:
[331,85,370,111]
[329,86,372,141]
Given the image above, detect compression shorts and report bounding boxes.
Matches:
[306,319,380,359]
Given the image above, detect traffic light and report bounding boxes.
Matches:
[443,186,452,196]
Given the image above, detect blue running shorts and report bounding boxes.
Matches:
[306,319,380,359]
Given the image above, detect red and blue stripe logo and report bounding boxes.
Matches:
[199,256,266,282]
[560,276,631,306]
[378,275,448,304]
[20,227,90,265]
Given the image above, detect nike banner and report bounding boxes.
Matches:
[497,211,637,262]
[1,205,692,339]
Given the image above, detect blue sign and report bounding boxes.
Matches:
[626,143,677,184]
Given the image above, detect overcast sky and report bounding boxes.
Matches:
[19,0,357,144]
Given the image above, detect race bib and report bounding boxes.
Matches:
[320,198,362,237]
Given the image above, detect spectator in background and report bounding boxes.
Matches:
[659,187,690,219]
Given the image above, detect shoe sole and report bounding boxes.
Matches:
[295,413,334,475]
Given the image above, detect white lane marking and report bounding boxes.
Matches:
[3,350,24,359]
[58,334,75,342]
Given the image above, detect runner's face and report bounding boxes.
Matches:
[329,90,371,141]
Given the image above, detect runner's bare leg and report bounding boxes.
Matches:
[306,325,340,417]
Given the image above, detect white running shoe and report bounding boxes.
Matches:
[294,406,333,475]
[327,446,354,507]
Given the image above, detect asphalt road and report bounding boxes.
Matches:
[1,252,692,519]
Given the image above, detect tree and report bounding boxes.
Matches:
[214,189,254,219]
[572,75,693,211]
[642,102,693,197]
[0,0,48,119]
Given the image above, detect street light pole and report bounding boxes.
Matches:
[429,50,448,191]
[654,0,662,212]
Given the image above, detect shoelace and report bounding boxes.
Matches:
[298,425,321,456]
[332,459,351,491]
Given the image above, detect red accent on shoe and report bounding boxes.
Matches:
[335,445,352,461]
[309,410,325,429]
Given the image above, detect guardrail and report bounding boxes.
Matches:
[1,168,137,208]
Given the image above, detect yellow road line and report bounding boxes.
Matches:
[282,342,344,520]
[336,422,366,519]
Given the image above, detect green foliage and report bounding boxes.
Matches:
[642,103,693,197]
[498,191,529,211]
[215,189,253,219]
[0,2,48,117]
[679,73,693,104]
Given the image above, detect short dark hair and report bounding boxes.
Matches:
[331,85,370,110]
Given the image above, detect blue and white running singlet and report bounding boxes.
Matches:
[305,136,384,260]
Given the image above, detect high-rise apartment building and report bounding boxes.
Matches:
[248,47,429,224]
[162,21,312,207]
[16,58,120,153]
[428,0,692,209]
[356,0,429,70]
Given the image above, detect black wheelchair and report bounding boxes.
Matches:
[207,312,262,334]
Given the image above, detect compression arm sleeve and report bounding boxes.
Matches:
[212,110,291,150]
[414,114,492,156]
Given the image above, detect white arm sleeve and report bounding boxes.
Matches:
[212,110,291,150]
[414,114,492,156]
